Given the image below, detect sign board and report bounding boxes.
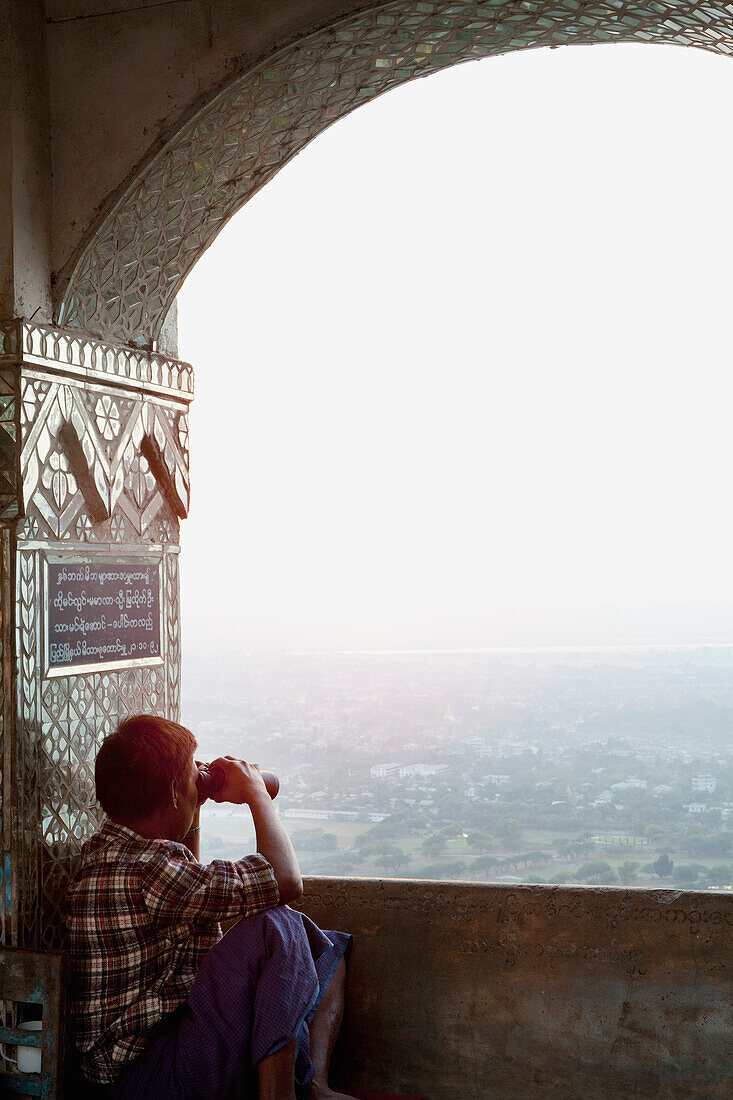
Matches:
[46,557,162,672]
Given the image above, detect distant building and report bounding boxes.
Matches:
[590,834,649,846]
[370,763,401,778]
[282,808,334,820]
[467,738,492,756]
[687,803,707,815]
[398,764,449,779]
[692,775,716,793]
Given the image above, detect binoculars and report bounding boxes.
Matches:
[196,762,279,803]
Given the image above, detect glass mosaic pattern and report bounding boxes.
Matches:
[59,0,733,347]
[19,378,189,544]
[38,667,167,943]
[0,322,192,947]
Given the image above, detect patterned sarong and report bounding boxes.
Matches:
[107,906,351,1099]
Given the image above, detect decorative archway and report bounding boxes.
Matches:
[57,0,733,347]
[4,0,733,951]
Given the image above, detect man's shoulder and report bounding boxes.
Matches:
[81,820,192,859]
[69,823,190,891]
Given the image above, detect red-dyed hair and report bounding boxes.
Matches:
[95,714,197,820]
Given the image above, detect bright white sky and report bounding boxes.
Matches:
[178,43,733,629]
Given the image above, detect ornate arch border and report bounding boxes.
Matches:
[57,0,733,348]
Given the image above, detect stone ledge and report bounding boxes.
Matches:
[296,877,732,1099]
[0,319,194,401]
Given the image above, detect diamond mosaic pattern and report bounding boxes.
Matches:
[58,0,733,347]
[166,553,181,720]
[39,668,166,945]
[19,378,189,542]
[16,548,41,946]
[0,326,191,946]
[0,369,17,519]
[0,319,193,396]
[0,529,11,945]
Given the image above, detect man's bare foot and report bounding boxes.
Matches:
[308,957,354,1099]
[308,1081,358,1100]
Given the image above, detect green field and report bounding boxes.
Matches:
[199,808,368,862]
[199,812,732,891]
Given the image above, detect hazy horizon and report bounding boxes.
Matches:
[181,603,733,663]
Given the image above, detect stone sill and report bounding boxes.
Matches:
[296,877,732,1100]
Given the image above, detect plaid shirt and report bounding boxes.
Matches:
[66,818,280,1084]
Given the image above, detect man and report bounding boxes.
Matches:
[67,714,355,1100]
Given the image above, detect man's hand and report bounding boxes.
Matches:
[209,756,270,806]
[204,755,302,903]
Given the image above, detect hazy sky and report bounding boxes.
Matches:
[178,43,733,628]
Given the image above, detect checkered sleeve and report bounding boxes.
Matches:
[142,847,280,924]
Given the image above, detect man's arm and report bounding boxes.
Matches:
[183,805,201,861]
[210,756,303,904]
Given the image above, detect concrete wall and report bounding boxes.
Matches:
[45,0,373,288]
[0,0,52,321]
[297,878,733,1099]
[0,0,378,326]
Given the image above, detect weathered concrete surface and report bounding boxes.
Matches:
[45,0,374,287]
[0,0,52,322]
[297,878,733,1099]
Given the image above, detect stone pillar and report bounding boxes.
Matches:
[0,319,192,947]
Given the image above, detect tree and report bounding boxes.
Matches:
[519,850,551,868]
[374,846,410,874]
[421,835,447,857]
[472,854,500,874]
[617,861,639,885]
[574,861,617,885]
[698,835,733,858]
[493,817,522,848]
[702,864,733,888]
[419,862,449,878]
[652,853,674,879]
[466,832,493,851]
[674,864,701,885]
[440,860,466,878]
[566,836,593,861]
[681,825,706,857]
[554,837,586,861]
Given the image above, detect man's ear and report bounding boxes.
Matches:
[171,778,179,810]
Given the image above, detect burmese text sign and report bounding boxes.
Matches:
[46,558,161,670]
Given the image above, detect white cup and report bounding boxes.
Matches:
[16,1020,42,1074]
